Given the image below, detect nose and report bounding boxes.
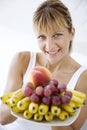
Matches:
[45,38,54,51]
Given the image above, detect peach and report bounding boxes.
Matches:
[28,66,52,88]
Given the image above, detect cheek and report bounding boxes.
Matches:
[37,42,45,51]
[64,41,70,52]
[60,39,70,51]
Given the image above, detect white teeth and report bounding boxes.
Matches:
[49,52,57,55]
[47,50,59,55]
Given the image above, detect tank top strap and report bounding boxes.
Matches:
[67,66,87,89]
[23,51,36,84]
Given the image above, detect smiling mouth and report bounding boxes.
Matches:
[46,49,60,56]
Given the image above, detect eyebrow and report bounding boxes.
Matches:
[52,31,64,35]
[37,30,64,37]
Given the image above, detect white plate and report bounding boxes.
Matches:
[11,108,81,126]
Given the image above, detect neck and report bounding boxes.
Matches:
[37,52,80,74]
[45,55,71,72]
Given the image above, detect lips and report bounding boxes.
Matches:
[46,49,60,56]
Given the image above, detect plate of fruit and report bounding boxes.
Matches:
[1,66,87,126]
[11,107,81,126]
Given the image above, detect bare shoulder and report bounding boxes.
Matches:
[12,51,30,65]
[10,51,30,75]
[76,69,87,94]
[4,51,31,92]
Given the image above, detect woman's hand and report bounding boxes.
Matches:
[51,126,73,130]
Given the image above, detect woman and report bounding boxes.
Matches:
[0,0,87,130]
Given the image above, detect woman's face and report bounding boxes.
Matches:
[36,27,74,63]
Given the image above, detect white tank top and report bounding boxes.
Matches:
[23,51,87,90]
[23,51,36,84]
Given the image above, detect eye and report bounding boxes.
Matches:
[37,35,46,40]
[53,33,63,38]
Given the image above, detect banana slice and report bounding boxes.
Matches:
[29,102,39,114]
[34,113,43,122]
[45,111,54,121]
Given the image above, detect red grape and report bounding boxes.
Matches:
[23,82,34,97]
[58,84,67,93]
[50,79,58,87]
[44,87,52,97]
[52,95,61,105]
[47,83,56,94]
[61,95,71,104]
[35,86,44,96]
[30,93,40,103]
[42,96,51,105]
[64,91,72,98]
[24,82,34,89]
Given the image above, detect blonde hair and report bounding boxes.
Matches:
[33,0,73,51]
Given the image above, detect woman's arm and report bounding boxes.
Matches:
[0,52,30,125]
[51,70,87,130]
[71,71,87,129]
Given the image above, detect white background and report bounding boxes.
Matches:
[0,0,87,95]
